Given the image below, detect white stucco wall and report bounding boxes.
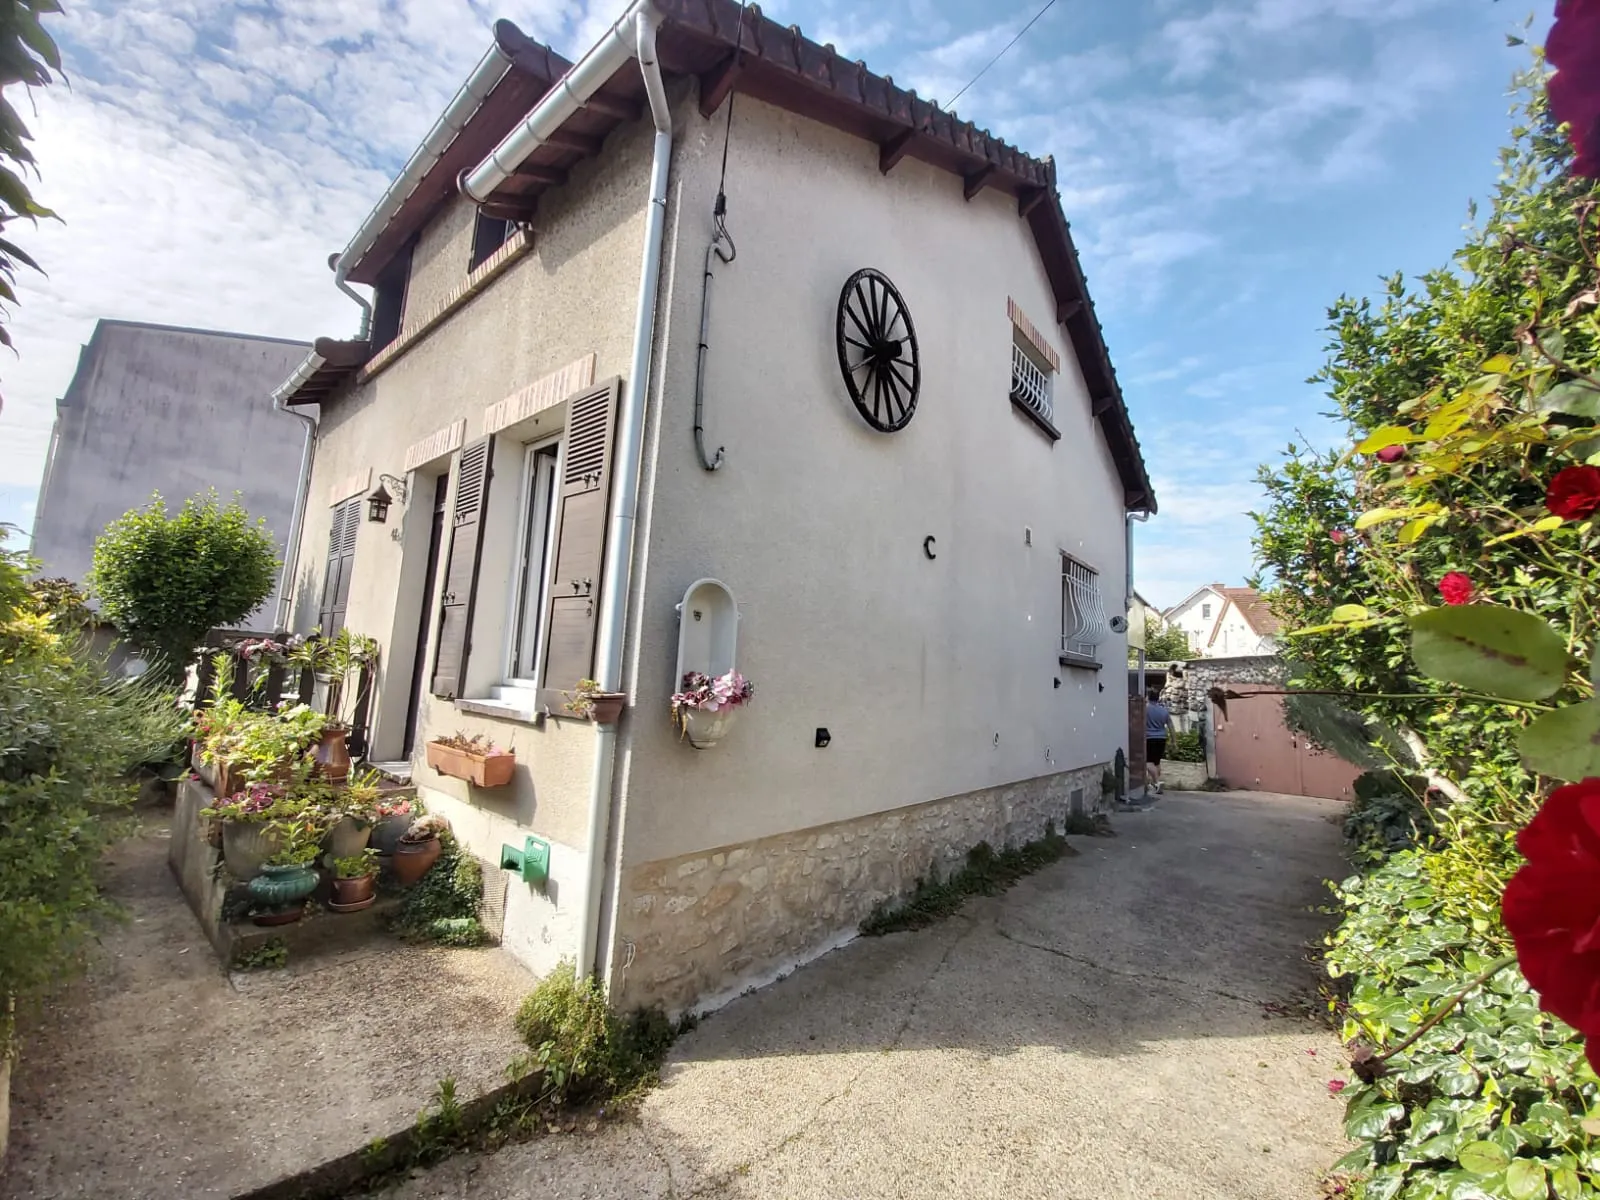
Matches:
[291,112,657,958]
[1165,589,1273,658]
[611,95,1132,868]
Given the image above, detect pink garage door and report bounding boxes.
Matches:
[1212,685,1362,801]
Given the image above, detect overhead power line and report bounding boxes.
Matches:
[942,0,1063,114]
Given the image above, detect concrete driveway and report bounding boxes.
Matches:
[392,790,1353,1200]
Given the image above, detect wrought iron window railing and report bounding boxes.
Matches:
[1062,556,1109,661]
[1011,341,1054,424]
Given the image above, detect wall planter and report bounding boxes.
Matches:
[329,873,377,912]
[393,837,442,886]
[247,863,317,923]
[425,740,515,787]
[679,708,736,750]
[222,820,283,881]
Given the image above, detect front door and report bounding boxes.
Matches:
[403,474,450,757]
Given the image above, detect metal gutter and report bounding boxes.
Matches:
[459,0,657,203]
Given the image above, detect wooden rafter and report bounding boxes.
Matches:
[879,128,916,175]
[698,51,743,118]
[962,163,997,201]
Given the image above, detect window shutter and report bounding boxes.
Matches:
[318,499,360,637]
[431,436,494,698]
[540,379,621,701]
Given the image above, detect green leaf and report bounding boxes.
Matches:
[1332,604,1371,623]
[1482,354,1517,373]
[1521,702,1600,782]
[1399,514,1444,543]
[1410,605,1571,702]
[1505,1158,1546,1199]
[1357,425,1421,453]
[1484,515,1565,546]
[1356,503,1442,530]
[1458,1141,1510,1174]
[1551,1159,1582,1200]
[1538,379,1600,419]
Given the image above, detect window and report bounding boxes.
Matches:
[1010,338,1054,425]
[470,212,512,271]
[1201,602,1212,619]
[1061,554,1109,664]
[318,497,362,636]
[507,440,561,682]
[370,242,414,351]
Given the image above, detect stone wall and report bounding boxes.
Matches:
[610,762,1108,1014]
[1177,656,1284,714]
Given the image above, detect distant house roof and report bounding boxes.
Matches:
[1208,586,1282,646]
[290,0,1155,512]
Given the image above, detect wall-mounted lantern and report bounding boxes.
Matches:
[366,473,409,524]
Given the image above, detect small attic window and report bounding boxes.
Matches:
[470,212,512,271]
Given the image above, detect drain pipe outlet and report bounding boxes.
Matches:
[575,2,670,984]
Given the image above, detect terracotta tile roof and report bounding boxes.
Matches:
[1216,587,1282,639]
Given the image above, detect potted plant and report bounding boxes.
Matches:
[231,704,327,785]
[425,732,516,787]
[563,678,627,724]
[393,813,449,886]
[246,819,324,925]
[369,796,415,856]
[328,849,380,912]
[204,782,290,880]
[670,670,754,749]
[288,628,380,782]
[322,768,382,859]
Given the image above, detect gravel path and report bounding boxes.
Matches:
[390,790,1354,1200]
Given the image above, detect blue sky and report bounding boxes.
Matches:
[0,0,1555,605]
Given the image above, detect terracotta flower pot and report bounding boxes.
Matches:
[589,693,627,724]
[323,815,372,860]
[329,873,377,912]
[393,836,442,886]
[312,726,351,783]
[222,820,284,881]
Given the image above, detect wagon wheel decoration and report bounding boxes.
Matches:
[835,267,921,432]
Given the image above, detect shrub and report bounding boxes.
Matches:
[0,540,187,1052]
[395,832,485,946]
[90,490,278,680]
[1342,772,1436,864]
[1165,730,1204,763]
[512,961,677,1106]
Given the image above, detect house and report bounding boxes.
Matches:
[30,320,313,624]
[1163,584,1280,658]
[273,0,1155,1013]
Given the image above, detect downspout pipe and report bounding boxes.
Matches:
[580,3,669,982]
[1127,509,1151,796]
[271,381,319,633]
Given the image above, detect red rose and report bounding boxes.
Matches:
[1503,779,1600,1071]
[1375,445,1407,464]
[1549,0,1600,177]
[1546,465,1600,521]
[1437,572,1474,605]
[1329,530,1347,544]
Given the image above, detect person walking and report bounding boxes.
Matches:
[1145,687,1174,795]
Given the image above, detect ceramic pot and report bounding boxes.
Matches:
[324,815,372,860]
[247,863,317,920]
[369,812,412,856]
[680,708,735,750]
[312,726,351,783]
[222,820,283,881]
[589,693,627,724]
[329,874,377,912]
[393,836,442,886]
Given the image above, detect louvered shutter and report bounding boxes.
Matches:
[318,499,360,637]
[431,437,494,698]
[540,379,621,702]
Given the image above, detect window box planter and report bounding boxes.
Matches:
[425,740,516,787]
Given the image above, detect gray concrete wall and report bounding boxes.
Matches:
[29,321,311,625]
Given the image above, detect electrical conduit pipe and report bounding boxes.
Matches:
[457,0,668,982]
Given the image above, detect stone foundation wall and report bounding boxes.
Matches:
[610,762,1108,1014]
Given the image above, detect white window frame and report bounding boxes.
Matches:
[1061,554,1109,664]
[1011,337,1055,425]
[504,436,562,687]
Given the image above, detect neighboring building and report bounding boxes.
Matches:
[1164,584,1281,658]
[274,0,1155,1013]
[31,320,312,623]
